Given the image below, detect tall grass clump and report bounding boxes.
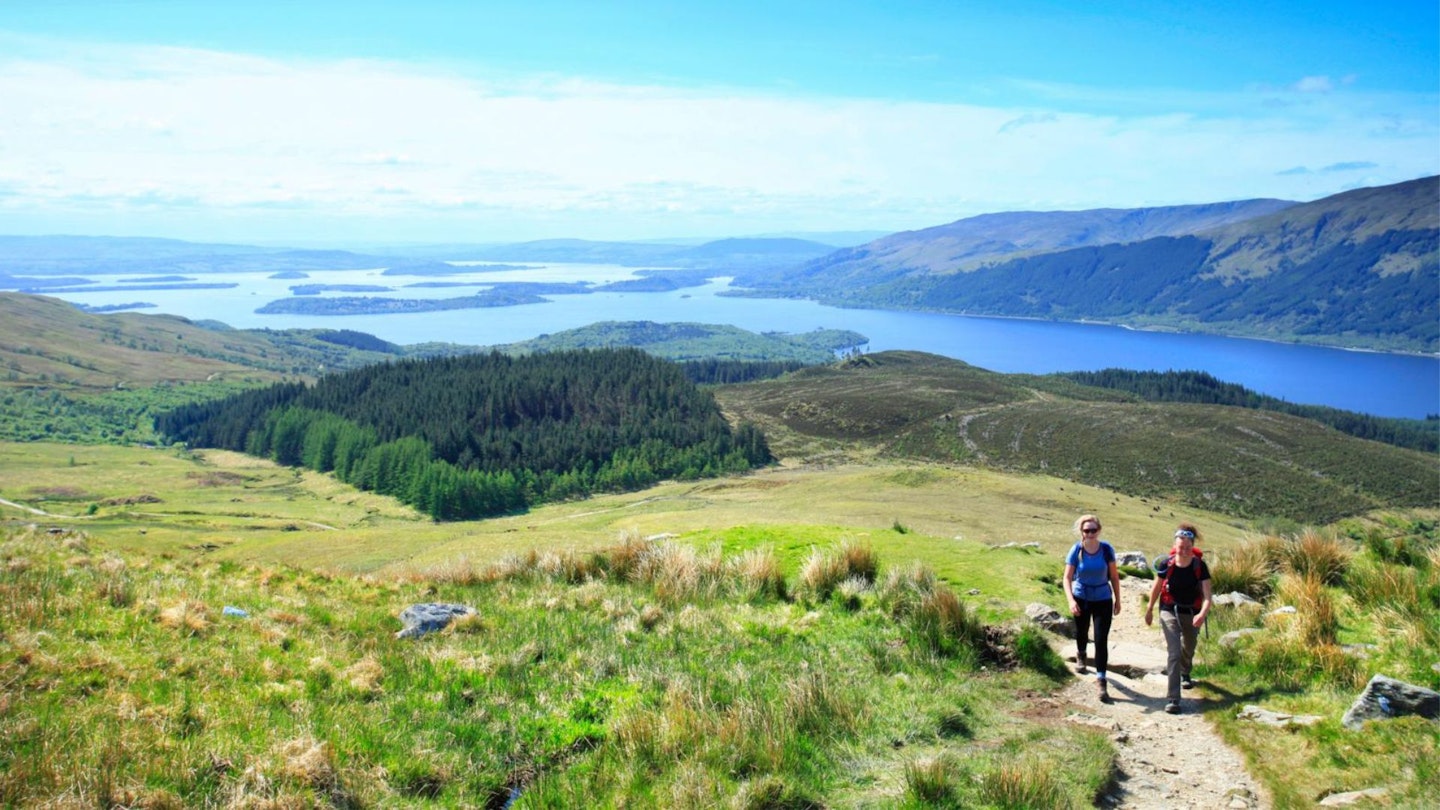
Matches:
[1208,537,1276,599]
[978,756,1073,809]
[797,539,875,602]
[1273,571,1339,647]
[729,547,788,602]
[1278,529,1351,586]
[904,754,960,804]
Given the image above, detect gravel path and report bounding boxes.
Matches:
[1047,576,1272,809]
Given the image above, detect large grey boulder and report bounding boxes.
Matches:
[1213,592,1261,607]
[395,603,476,639]
[1341,674,1440,730]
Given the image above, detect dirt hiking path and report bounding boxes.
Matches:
[1044,575,1272,809]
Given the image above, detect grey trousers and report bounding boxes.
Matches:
[1159,607,1199,701]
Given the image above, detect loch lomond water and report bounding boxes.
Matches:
[35,264,1440,420]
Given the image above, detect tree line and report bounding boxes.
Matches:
[155,348,773,520]
[1059,368,1438,453]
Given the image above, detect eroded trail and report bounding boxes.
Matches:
[1044,576,1272,809]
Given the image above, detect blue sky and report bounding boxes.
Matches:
[1,1,1435,244]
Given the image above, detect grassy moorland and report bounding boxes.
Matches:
[715,351,1439,525]
[2,523,1111,808]
[3,441,1438,806]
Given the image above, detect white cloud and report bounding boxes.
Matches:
[1293,75,1335,93]
[0,40,1435,241]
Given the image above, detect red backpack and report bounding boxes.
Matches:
[1159,549,1206,611]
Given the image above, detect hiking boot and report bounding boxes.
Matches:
[1098,679,1112,703]
[1182,675,1196,690]
[1076,651,1088,674]
[1165,701,1181,714]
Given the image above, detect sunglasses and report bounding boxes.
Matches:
[1081,527,1100,534]
[1175,530,1195,539]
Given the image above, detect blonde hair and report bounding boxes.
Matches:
[1073,514,1102,537]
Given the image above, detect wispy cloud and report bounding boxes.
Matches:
[0,40,1435,240]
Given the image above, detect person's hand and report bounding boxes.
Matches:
[1143,607,1153,626]
[1068,599,1080,616]
[1112,600,1121,616]
[1192,613,1206,629]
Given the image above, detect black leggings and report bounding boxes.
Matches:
[1074,598,1114,674]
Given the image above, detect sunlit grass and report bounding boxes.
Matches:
[0,525,1108,808]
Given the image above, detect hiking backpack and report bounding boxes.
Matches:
[1156,550,1206,611]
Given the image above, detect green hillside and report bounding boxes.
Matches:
[737,177,1439,352]
[715,351,1438,524]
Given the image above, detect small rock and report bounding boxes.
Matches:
[1342,674,1440,730]
[967,588,981,595]
[1224,787,1258,809]
[222,605,249,618]
[395,603,476,639]
[1025,602,1072,636]
[1268,605,1297,616]
[1340,643,1378,659]
[1319,787,1389,806]
[1213,592,1260,607]
[1236,704,1324,728]
[1220,628,1262,648]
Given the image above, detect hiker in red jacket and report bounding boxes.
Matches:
[1144,523,1213,714]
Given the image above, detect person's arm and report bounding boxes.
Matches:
[1063,563,1079,615]
[1108,560,1122,615]
[1144,574,1163,626]
[1194,577,1213,627]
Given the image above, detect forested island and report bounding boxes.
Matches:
[255,282,594,315]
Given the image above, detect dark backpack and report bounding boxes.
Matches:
[1156,550,1206,611]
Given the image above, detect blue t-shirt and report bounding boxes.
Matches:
[1066,541,1116,602]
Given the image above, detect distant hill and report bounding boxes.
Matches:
[714,351,1438,524]
[767,198,1296,282]
[736,177,1439,352]
[448,236,837,269]
[0,292,477,391]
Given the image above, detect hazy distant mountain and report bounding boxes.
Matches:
[745,198,1297,289]
[738,177,1438,353]
[447,237,837,269]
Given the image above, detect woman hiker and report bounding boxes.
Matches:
[1063,514,1121,703]
[1144,522,1213,714]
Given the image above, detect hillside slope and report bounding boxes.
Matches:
[714,351,1438,523]
[762,197,1295,283]
[739,177,1438,352]
[0,292,408,389]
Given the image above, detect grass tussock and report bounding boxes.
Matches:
[1278,529,1351,585]
[1208,537,1276,599]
